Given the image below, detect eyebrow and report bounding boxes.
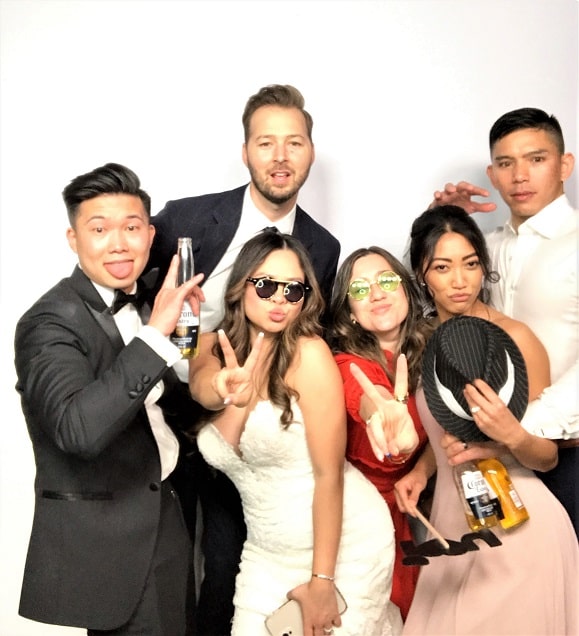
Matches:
[253,273,305,282]
[493,148,549,162]
[255,134,306,141]
[431,251,478,263]
[83,214,145,227]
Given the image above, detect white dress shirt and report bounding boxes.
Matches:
[201,185,296,332]
[95,282,182,479]
[172,185,296,383]
[487,194,578,439]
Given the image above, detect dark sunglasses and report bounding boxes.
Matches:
[348,270,402,301]
[246,277,310,304]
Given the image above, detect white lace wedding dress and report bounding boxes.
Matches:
[197,400,403,636]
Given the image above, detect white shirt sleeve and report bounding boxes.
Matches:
[521,360,579,440]
[137,325,182,367]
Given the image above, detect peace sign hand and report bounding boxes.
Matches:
[350,354,418,461]
[212,330,265,407]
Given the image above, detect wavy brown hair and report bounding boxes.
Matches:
[327,247,433,393]
[215,230,324,428]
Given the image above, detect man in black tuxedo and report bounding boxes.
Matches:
[15,163,204,635]
[147,84,340,635]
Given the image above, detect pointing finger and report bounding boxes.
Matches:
[393,354,409,403]
[244,332,264,374]
[217,329,239,370]
[161,254,180,288]
[350,363,383,407]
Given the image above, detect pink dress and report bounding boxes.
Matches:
[403,390,579,636]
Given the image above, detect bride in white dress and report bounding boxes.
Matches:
[189,231,403,636]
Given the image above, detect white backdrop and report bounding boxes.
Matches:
[1,1,577,633]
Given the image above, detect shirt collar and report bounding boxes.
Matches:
[91,280,137,307]
[242,184,296,235]
[505,194,573,238]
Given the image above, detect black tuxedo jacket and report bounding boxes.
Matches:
[148,184,341,303]
[14,266,194,630]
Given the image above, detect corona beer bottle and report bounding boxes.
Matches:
[170,237,200,359]
[479,458,529,530]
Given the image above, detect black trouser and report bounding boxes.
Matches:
[195,451,246,636]
[170,449,201,636]
[536,446,579,539]
[88,480,193,636]
[172,445,246,636]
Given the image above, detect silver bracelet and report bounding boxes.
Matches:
[312,573,335,582]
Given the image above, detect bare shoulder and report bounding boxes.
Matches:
[297,335,333,358]
[494,315,546,356]
[289,336,340,384]
[493,313,550,395]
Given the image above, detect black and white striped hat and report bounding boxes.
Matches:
[422,316,529,442]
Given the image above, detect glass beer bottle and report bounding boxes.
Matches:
[170,237,200,359]
[453,460,499,531]
[478,458,529,530]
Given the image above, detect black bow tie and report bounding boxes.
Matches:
[111,289,148,315]
[108,269,159,319]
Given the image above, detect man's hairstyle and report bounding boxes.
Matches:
[62,162,151,226]
[489,107,565,154]
[242,84,313,142]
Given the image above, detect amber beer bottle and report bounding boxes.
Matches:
[170,237,200,359]
[453,461,499,531]
[478,458,530,530]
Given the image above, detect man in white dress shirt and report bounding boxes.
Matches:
[430,107,578,535]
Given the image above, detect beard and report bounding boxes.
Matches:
[247,163,311,206]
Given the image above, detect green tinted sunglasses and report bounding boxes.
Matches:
[348,270,402,301]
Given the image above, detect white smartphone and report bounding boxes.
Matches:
[264,587,347,636]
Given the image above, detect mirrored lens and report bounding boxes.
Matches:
[348,279,371,300]
[377,271,402,292]
[283,282,306,303]
[248,278,307,303]
[254,278,278,299]
[348,271,401,300]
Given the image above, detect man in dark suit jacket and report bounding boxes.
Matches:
[146,85,340,635]
[15,163,204,635]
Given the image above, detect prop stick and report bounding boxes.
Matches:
[413,508,450,550]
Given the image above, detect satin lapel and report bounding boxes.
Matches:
[69,266,125,352]
[87,304,125,351]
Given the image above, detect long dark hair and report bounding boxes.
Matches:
[410,205,499,313]
[217,230,324,428]
[327,246,433,393]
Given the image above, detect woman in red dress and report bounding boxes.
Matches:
[327,246,434,621]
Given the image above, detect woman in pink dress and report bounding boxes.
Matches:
[396,205,578,635]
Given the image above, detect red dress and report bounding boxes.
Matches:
[335,351,428,621]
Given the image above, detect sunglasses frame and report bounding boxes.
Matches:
[246,277,310,304]
[348,270,403,301]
